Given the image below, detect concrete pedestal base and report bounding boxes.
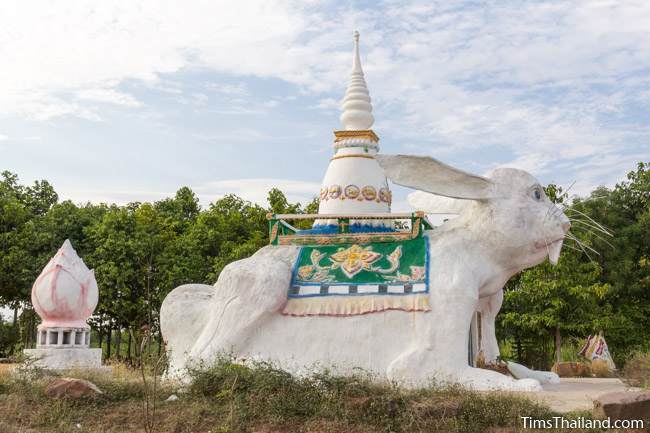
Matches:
[24,348,103,370]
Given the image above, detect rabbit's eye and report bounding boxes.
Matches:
[533,189,542,201]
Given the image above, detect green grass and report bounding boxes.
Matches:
[0,358,619,433]
[184,357,595,433]
[559,338,585,363]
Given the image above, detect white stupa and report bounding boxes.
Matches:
[316,31,391,228]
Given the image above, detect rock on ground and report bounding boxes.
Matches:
[593,391,650,422]
[165,394,179,402]
[44,378,103,399]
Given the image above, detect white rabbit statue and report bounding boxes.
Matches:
[160,155,570,391]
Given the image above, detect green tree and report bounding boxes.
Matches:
[268,188,301,214]
[0,171,33,308]
[0,171,60,349]
[499,251,610,368]
[570,162,650,361]
[85,205,140,359]
[154,187,205,301]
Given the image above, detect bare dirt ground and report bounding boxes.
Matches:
[528,378,638,412]
[0,363,15,375]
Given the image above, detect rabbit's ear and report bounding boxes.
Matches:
[376,154,494,199]
[408,191,468,214]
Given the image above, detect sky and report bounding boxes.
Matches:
[1,0,649,213]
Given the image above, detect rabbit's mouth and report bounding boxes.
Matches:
[534,238,564,265]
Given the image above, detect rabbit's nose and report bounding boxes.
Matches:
[562,222,571,232]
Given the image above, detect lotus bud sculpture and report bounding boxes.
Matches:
[32,239,98,328]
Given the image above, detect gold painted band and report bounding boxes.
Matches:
[333,129,380,142]
[330,154,375,161]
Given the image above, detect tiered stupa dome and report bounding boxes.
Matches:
[316,31,391,227]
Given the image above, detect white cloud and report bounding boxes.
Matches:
[0,1,327,120]
[192,129,269,143]
[361,1,650,193]
[58,178,321,208]
[16,96,103,121]
[195,178,321,206]
[263,100,280,108]
[1,0,649,194]
[76,88,142,107]
[59,188,173,205]
[0,134,7,141]
[310,98,338,110]
[207,82,250,96]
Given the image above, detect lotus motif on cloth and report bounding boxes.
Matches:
[330,245,382,278]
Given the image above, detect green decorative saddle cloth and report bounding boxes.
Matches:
[283,237,430,316]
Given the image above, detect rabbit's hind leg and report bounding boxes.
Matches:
[188,253,294,362]
[161,283,216,376]
[387,291,478,387]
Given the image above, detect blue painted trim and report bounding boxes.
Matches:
[288,291,427,299]
[289,246,304,287]
[294,281,424,287]
[298,223,397,235]
[297,225,338,235]
[424,234,430,289]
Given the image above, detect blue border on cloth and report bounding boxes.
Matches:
[287,235,430,298]
[297,223,397,235]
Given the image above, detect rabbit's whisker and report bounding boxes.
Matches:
[563,180,577,195]
[545,202,567,223]
[543,205,556,223]
[561,243,583,253]
[566,233,601,257]
[564,236,595,263]
[568,225,616,249]
[565,209,613,235]
[572,242,595,263]
[569,219,614,238]
[543,235,551,259]
[551,206,564,220]
[543,197,563,221]
[542,180,574,222]
[545,180,576,221]
[543,204,554,221]
[576,195,609,204]
[551,196,573,219]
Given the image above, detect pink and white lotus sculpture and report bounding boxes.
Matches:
[32,239,98,329]
[25,239,103,369]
